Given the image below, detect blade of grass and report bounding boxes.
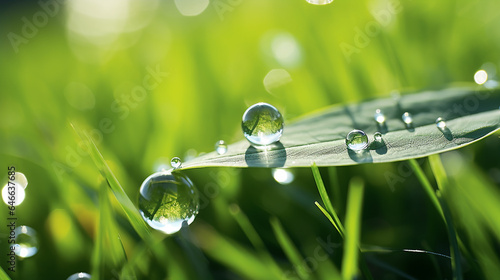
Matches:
[408,159,444,219]
[341,177,364,280]
[270,217,309,280]
[328,167,344,218]
[228,204,284,278]
[315,202,343,238]
[312,164,345,237]
[0,266,11,280]
[429,155,463,280]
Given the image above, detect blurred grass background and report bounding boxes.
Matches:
[1,0,500,279]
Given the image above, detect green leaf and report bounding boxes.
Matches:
[181,87,500,169]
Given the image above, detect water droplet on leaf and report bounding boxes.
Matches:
[139,170,199,234]
[14,225,38,258]
[374,109,386,124]
[170,157,182,169]
[66,272,92,280]
[346,130,369,151]
[402,112,413,126]
[436,117,447,130]
[242,102,284,146]
[215,140,227,155]
[374,132,383,142]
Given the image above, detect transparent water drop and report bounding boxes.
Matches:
[170,157,182,169]
[2,181,26,206]
[346,130,369,151]
[306,0,334,5]
[215,140,227,155]
[374,132,383,142]
[66,272,92,280]
[402,112,413,126]
[272,168,295,185]
[474,70,488,85]
[436,117,447,130]
[14,226,38,258]
[374,109,386,124]
[242,102,284,146]
[139,170,199,234]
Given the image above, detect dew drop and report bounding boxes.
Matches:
[170,157,182,169]
[272,168,295,185]
[66,272,92,280]
[402,112,413,126]
[436,117,447,129]
[242,102,284,147]
[215,140,227,155]
[14,226,38,258]
[474,70,488,85]
[374,132,383,142]
[138,170,199,234]
[306,0,334,5]
[374,109,386,124]
[2,181,26,206]
[346,129,369,151]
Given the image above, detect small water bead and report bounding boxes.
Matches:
[170,157,182,169]
[66,272,92,280]
[139,170,199,234]
[402,112,413,126]
[306,0,334,5]
[374,132,383,142]
[272,168,295,185]
[474,70,488,85]
[215,140,227,155]
[374,109,386,124]
[436,117,447,129]
[14,225,38,258]
[242,102,284,146]
[346,130,369,151]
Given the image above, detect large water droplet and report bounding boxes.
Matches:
[242,102,284,146]
[67,272,92,280]
[170,157,182,169]
[14,226,38,258]
[2,180,26,206]
[346,130,369,151]
[215,140,227,155]
[374,109,386,124]
[402,112,413,126]
[139,170,199,234]
[306,0,334,5]
[436,117,447,130]
[474,70,488,85]
[272,168,295,185]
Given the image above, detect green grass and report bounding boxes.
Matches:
[2,0,500,279]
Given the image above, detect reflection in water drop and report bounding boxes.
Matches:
[402,112,413,126]
[170,157,182,169]
[263,69,292,94]
[436,117,447,130]
[215,140,228,155]
[305,0,334,4]
[14,226,38,258]
[66,272,92,280]
[174,0,209,16]
[346,130,369,151]
[474,70,488,85]
[2,182,26,206]
[272,168,295,185]
[139,170,199,234]
[242,103,284,147]
[374,109,386,124]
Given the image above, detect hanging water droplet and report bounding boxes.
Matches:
[374,109,386,124]
[242,102,284,146]
[474,70,488,85]
[306,0,334,5]
[374,132,383,142]
[402,112,413,126]
[138,170,199,234]
[215,140,227,155]
[14,225,38,258]
[436,117,447,130]
[346,130,369,151]
[170,157,182,169]
[272,168,295,185]
[66,272,92,280]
